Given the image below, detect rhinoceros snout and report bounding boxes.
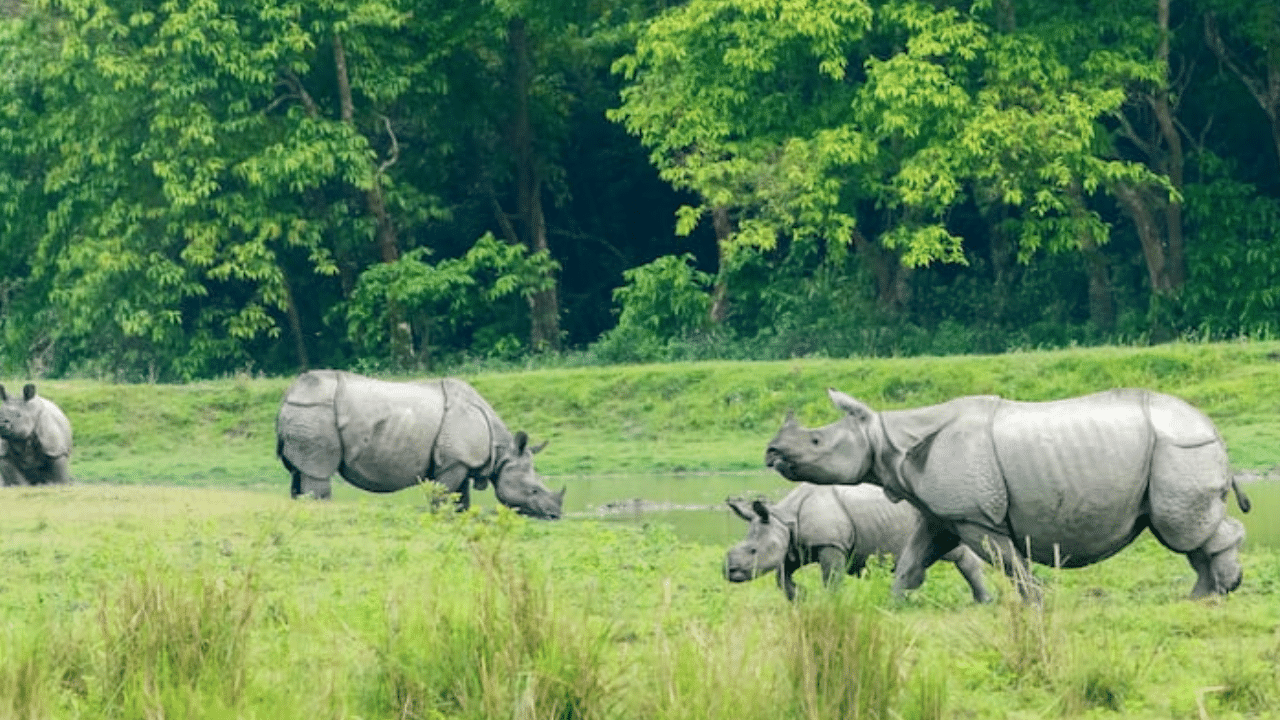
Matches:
[765,447,783,468]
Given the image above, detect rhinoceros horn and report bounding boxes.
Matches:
[532,439,549,454]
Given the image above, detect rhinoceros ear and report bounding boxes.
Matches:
[752,499,771,523]
[513,431,528,453]
[726,498,754,522]
[827,388,873,422]
[0,384,7,401]
[23,384,36,402]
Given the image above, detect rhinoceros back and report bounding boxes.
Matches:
[334,374,446,492]
[791,484,914,557]
[992,390,1155,565]
[277,370,345,479]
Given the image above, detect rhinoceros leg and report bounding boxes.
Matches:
[942,546,993,603]
[892,520,964,600]
[817,546,851,590]
[0,459,29,486]
[954,525,1041,603]
[433,463,472,511]
[777,555,804,601]
[291,471,332,499]
[1185,516,1245,597]
[45,456,72,485]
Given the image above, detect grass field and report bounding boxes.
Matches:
[1,485,1276,719]
[3,341,1280,718]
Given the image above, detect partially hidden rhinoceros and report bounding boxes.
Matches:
[276,370,563,519]
[0,383,74,486]
[725,483,991,602]
[765,388,1251,600]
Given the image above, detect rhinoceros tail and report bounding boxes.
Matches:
[1232,477,1252,513]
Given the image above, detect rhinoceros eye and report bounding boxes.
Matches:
[810,435,820,445]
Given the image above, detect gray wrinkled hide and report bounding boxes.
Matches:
[0,383,74,486]
[725,483,991,602]
[765,388,1250,600]
[276,370,562,519]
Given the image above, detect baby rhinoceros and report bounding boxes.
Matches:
[725,484,991,602]
[0,383,74,486]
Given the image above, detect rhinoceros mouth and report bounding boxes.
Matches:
[766,450,800,481]
[725,567,752,582]
[517,507,561,520]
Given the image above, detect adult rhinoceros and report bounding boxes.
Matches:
[276,370,563,519]
[725,483,991,603]
[0,383,74,486]
[765,388,1251,600]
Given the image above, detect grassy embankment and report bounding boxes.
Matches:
[2,341,1280,719]
[28,337,1280,486]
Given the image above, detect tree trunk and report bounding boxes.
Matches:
[1152,0,1185,288]
[281,272,310,371]
[852,228,908,312]
[1080,236,1115,331]
[333,33,411,363]
[507,18,561,351]
[1114,182,1171,296]
[709,205,734,324]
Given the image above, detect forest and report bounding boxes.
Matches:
[0,0,1278,381]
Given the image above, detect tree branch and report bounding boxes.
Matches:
[377,114,399,176]
[1204,12,1277,121]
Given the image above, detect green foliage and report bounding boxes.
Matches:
[590,253,714,363]
[613,0,1157,269]
[344,233,558,368]
[1182,154,1280,337]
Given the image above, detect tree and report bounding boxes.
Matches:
[613,0,1155,320]
[0,0,480,378]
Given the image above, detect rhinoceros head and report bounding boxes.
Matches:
[765,388,876,486]
[0,384,40,442]
[724,498,791,582]
[492,431,565,520]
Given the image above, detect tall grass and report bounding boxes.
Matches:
[2,486,1280,719]
[362,519,619,720]
[788,591,910,720]
[94,569,257,718]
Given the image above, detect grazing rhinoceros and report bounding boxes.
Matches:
[725,483,991,602]
[765,388,1251,600]
[0,383,74,486]
[276,370,564,519]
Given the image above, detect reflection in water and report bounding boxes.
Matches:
[576,474,1280,551]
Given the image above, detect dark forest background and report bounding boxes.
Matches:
[1,0,1278,380]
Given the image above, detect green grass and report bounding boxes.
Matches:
[0,484,1277,719]
[4,342,1280,717]
[14,339,1280,488]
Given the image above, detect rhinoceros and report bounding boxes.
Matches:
[0,383,74,486]
[276,370,564,519]
[765,388,1251,600]
[725,483,991,602]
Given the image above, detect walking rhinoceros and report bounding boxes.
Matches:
[0,383,74,486]
[725,483,991,602]
[765,388,1251,600]
[276,370,564,519]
